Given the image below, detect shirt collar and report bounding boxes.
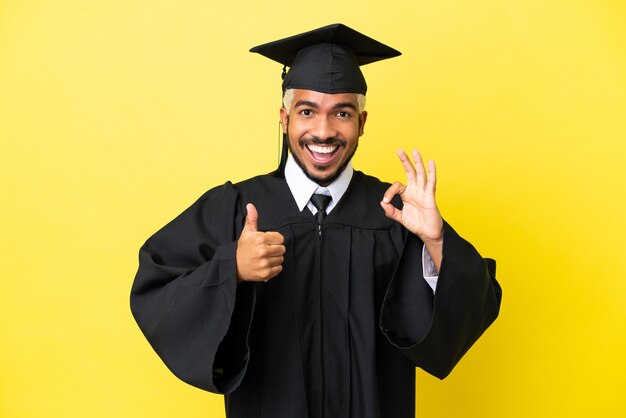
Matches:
[284,155,354,213]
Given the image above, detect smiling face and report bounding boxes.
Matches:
[280,89,367,186]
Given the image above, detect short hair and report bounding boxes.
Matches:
[282,89,366,113]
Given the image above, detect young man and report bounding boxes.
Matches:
[131,24,501,418]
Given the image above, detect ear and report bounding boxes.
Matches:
[358,111,368,136]
[279,107,289,134]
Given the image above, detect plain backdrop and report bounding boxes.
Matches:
[1,1,625,417]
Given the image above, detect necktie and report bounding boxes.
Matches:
[310,193,332,224]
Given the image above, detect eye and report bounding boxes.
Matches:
[299,109,313,116]
[336,111,351,118]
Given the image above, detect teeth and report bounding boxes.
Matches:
[307,144,337,154]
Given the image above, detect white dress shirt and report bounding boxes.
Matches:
[284,156,439,292]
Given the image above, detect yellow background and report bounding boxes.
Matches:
[1,0,625,417]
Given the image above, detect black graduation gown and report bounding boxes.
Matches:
[130,170,502,418]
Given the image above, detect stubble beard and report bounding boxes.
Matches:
[286,133,359,186]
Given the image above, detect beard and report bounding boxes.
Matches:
[286,133,359,186]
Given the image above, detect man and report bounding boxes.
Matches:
[131,24,501,418]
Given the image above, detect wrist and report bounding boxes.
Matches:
[421,224,444,245]
[422,231,444,273]
[423,238,443,255]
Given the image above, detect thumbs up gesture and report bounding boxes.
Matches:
[236,203,286,283]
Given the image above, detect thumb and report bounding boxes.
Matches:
[244,203,258,232]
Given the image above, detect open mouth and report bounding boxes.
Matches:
[305,144,339,165]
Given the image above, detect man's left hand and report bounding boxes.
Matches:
[381,149,444,270]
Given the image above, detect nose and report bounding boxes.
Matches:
[309,116,338,141]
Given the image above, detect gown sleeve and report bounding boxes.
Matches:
[130,182,255,393]
[380,221,502,379]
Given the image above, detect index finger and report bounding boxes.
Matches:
[264,231,285,245]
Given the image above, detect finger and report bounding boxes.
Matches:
[254,242,285,258]
[245,203,258,232]
[266,265,283,280]
[380,201,403,224]
[397,148,417,184]
[256,264,284,282]
[267,255,285,266]
[427,159,436,194]
[264,231,285,245]
[382,181,406,203]
[412,149,427,190]
[265,244,286,257]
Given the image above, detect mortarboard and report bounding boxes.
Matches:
[250,23,401,95]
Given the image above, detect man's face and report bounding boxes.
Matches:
[280,89,367,186]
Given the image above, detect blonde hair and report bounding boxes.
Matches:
[282,89,366,113]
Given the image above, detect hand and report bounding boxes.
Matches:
[236,203,286,283]
[381,149,444,269]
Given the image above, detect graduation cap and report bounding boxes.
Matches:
[250,23,401,95]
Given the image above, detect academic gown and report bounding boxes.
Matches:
[130,170,502,418]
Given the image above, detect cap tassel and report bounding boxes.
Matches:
[278,133,288,174]
[275,118,289,176]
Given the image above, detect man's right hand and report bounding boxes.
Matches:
[236,203,286,283]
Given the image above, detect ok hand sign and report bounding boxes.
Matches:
[381,149,444,270]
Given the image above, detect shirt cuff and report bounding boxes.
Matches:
[422,245,439,292]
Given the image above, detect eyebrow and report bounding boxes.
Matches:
[294,100,319,109]
[332,102,357,111]
[294,100,357,111]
